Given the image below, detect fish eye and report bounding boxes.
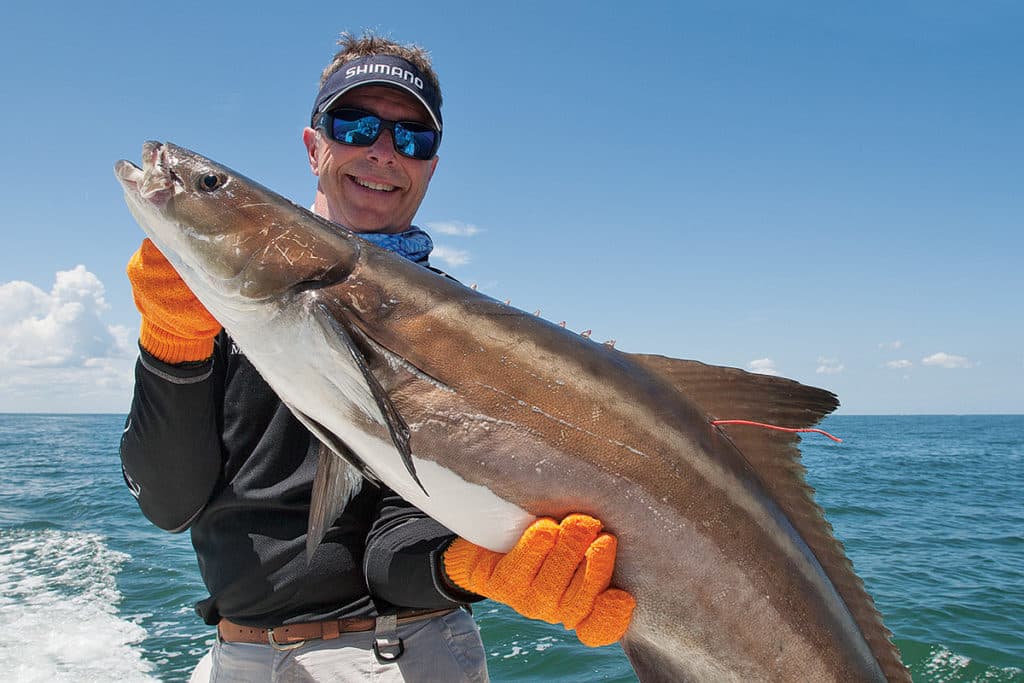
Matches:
[197,173,225,192]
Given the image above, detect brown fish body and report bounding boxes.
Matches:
[315,248,888,681]
[115,142,907,682]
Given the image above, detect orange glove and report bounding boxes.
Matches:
[126,239,222,363]
[443,514,635,647]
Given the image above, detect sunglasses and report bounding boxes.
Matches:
[316,108,441,161]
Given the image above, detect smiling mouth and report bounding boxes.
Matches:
[349,175,397,192]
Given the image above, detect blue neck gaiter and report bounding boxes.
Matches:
[356,227,434,264]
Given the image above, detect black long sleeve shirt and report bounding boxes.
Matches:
[119,334,478,627]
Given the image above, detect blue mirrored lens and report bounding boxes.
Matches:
[331,112,381,146]
[325,109,438,160]
[393,124,438,159]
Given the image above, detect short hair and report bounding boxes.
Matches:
[319,32,443,110]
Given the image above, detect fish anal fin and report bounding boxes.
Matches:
[626,353,910,682]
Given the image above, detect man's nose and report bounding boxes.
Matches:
[366,129,397,164]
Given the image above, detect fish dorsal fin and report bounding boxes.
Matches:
[626,353,910,682]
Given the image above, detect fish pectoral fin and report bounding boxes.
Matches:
[309,300,428,497]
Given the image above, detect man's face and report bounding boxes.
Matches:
[304,85,439,234]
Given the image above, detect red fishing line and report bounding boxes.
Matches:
[711,419,843,442]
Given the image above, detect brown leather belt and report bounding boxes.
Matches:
[217,608,456,646]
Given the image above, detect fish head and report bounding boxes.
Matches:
[115,141,360,303]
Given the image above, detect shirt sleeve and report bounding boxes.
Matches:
[363,489,483,608]
[119,337,226,533]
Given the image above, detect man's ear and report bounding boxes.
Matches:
[302,127,321,176]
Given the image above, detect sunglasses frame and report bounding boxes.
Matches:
[316,108,441,160]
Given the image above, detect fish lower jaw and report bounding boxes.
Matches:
[139,185,174,206]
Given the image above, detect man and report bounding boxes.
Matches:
[121,32,633,682]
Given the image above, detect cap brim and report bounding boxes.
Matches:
[318,80,441,132]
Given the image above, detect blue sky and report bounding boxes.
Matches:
[1,1,1020,414]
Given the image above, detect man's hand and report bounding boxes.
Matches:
[126,239,222,363]
[443,514,635,647]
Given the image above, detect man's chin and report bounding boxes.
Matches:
[322,204,411,235]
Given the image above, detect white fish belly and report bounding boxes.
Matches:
[224,301,535,552]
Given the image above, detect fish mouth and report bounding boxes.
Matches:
[114,141,180,207]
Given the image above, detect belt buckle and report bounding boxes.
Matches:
[267,627,305,651]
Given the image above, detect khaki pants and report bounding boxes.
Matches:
[190,609,488,682]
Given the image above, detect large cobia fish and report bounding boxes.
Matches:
[115,141,908,682]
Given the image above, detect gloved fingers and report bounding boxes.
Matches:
[128,240,170,291]
[468,549,503,589]
[519,514,602,621]
[487,517,560,604]
[557,532,618,629]
[127,239,179,284]
[127,238,199,314]
[138,237,169,265]
[573,588,636,647]
[127,238,222,362]
[442,538,501,594]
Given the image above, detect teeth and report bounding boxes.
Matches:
[353,177,396,192]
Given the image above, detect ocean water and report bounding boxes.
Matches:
[0,413,1020,682]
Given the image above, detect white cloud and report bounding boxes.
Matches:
[878,340,903,350]
[425,220,481,237]
[816,357,845,375]
[0,267,130,367]
[0,267,136,412]
[921,352,972,369]
[885,359,913,369]
[424,220,480,269]
[432,246,471,268]
[747,358,780,376]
